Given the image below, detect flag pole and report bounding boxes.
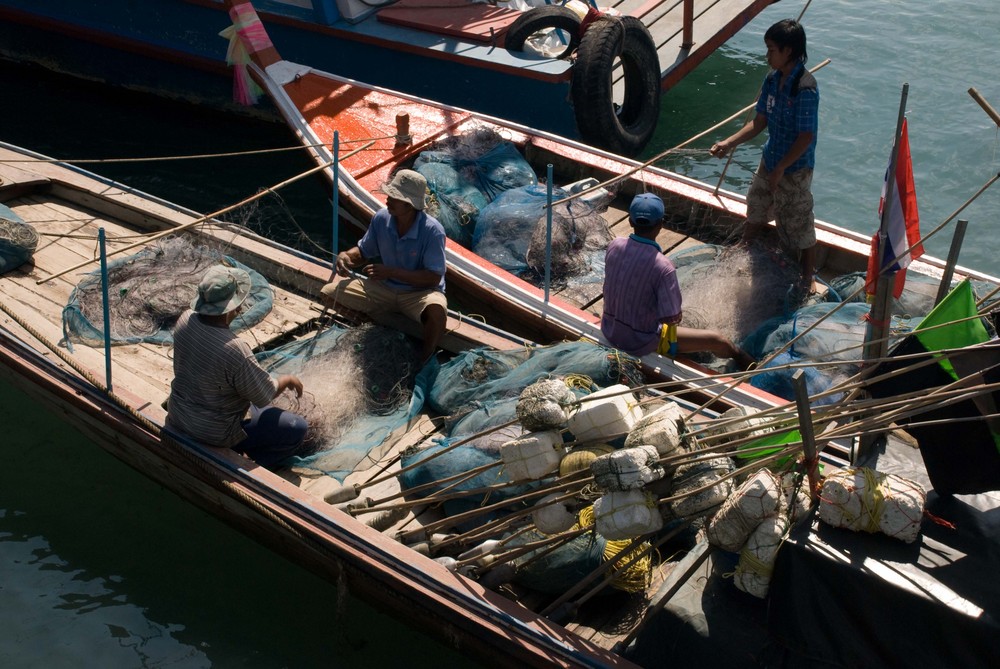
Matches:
[857,84,909,464]
[863,83,909,366]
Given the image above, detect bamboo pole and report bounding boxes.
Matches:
[35,143,374,285]
[935,219,968,305]
[969,87,1000,128]
[547,60,832,208]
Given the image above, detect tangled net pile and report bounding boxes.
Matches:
[671,243,800,348]
[269,324,420,450]
[63,236,270,345]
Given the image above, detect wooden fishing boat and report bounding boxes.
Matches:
[0,0,777,153]
[0,140,816,667]
[224,0,1000,388]
[2,141,998,667]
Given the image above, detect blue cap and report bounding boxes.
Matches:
[629,193,664,226]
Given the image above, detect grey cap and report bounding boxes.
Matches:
[191,265,251,316]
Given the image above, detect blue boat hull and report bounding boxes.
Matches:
[0,0,579,137]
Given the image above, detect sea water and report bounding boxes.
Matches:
[1,0,999,665]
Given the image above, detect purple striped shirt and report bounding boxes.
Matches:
[601,235,682,355]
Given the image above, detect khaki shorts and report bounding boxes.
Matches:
[745,161,816,251]
[321,277,447,323]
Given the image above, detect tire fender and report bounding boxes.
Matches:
[570,16,661,156]
[504,5,583,59]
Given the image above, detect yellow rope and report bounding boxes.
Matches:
[575,505,654,593]
[859,467,889,534]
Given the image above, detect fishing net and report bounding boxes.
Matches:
[61,236,271,346]
[745,302,914,404]
[261,323,426,481]
[670,243,802,350]
[414,127,537,247]
[524,197,614,300]
[473,183,615,293]
[0,203,38,274]
[473,184,566,272]
[508,528,606,594]
[399,437,548,529]
[428,340,644,416]
[399,341,643,526]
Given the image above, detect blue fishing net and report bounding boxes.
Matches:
[399,437,547,530]
[396,341,641,525]
[61,237,271,347]
[428,340,642,415]
[415,139,537,248]
[0,203,37,274]
[473,184,565,273]
[745,302,916,403]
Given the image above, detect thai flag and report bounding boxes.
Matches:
[865,118,924,298]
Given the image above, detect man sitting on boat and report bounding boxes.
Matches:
[166,265,309,468]
[601,194,755,370]
[321,169,448,365]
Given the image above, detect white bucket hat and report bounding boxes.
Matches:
[380,169,427,210]
[191,265,251,316]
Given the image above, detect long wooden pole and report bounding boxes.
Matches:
[35,142,375,285]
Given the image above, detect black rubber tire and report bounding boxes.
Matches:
[570,16,661,156]
[504,6,583,60]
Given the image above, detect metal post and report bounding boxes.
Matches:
[682,0,693,49]
[98,228,113,392]
[544,164,553,303]
[791,369,819,500]
[935,219,968,305]
[332,131,340,257]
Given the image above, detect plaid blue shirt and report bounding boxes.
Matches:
[756,61,819,173]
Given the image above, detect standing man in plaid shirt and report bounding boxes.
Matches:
[710,18,819,296]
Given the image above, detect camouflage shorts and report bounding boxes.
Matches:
[745,161,816,250]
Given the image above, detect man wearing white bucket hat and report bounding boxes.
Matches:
[166,264,309,468]
[321,169,448,364]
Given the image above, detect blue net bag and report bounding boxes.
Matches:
[0,203,38,274]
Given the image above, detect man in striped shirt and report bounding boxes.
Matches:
[166,265,308,468]
[601,194,754,369]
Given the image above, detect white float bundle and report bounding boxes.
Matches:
[733,515,789,598]
[668,456,736,519]
[705,406,775,445]
[623,401,687,458]
[500,429,565,481]
[703,465,820,599]
[706,468,782,552]
[590,445,665,491]
[566,383,644,443]
[818,467,926,543]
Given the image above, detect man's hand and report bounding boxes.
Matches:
[335,252,352,277]
[768,165,786,192]
[364,263,395,281]
[709,140,733,158]
[276,374,304,398]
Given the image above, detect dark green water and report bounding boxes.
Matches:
[2,0,999,666]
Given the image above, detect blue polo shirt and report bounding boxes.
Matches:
[756,61,819,173]
[358,208,446,292]
[601,234,683,356]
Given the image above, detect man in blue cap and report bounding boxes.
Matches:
[601,193,754,369]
